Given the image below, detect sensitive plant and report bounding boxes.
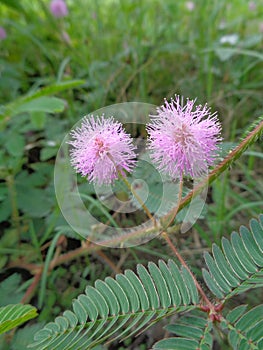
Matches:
[0,1,263,349]
[68,115,137,184]
[3,96,259,349]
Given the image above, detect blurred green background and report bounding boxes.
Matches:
[0,0,263,349]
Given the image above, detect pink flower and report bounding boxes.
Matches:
[0,27,7,40]
[248,1,256,11]
[50,0,68,18]
[68,115,136,184]
[185,1,195,11]
[146,95,222,179]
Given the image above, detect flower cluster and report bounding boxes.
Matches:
[68,96,221,185]
[146,96,221,179]
[68,116,136,185]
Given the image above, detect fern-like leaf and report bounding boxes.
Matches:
[223,304,263,349]
[153,312,213,350]
[29,260,199,350]
[0,304,38,335]
[202,214,263,299]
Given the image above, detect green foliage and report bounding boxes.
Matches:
[29,260,198,349]
[0,274,24,306]
[0,304,38,335]
[202,215,263,299]
[154,326,212,349]
[153,312,213,349]
[0,80,85,127]
[153,304,263,350]
[12,96,65,115]
[28,215,263,349]
[224,305,263,349]
[10,323,45,350]
[0,0,24,12]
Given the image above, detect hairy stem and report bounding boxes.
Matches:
[161,177,214,309]
[162,231,214,309]
[21,272,42,304]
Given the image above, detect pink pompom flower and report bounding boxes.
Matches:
[146,95,222,179]
[50,0,68,18]
[68,115,137,185]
